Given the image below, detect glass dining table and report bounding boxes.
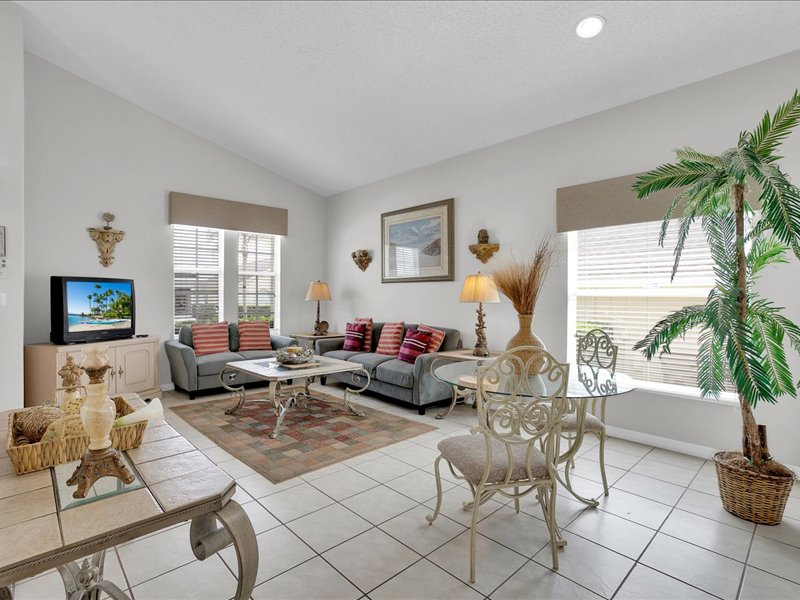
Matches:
[433,360,636,508]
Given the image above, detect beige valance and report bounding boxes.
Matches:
[168,192,288,236]
[556,173,683,233]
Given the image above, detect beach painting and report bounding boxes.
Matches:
[382,198,454,282]
[66,280,133,332]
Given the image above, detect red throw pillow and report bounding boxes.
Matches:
[376,322,405,356]
[355,317,373,351]
[417,324,446,353]
[238,321,272,351]
[397,329,433,364]
[192,322,230,356]
[343,322,367,352]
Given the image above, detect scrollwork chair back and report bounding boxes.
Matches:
[576,328,618,372]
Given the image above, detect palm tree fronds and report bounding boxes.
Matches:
[633,162,718,199]
[751,90,800,159]
[747,235,789,277]
[749,313,796,398]
[633,305,706,360]
[675,147,724,167]
[697,329,726,398]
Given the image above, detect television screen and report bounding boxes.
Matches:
[65,279,134,334]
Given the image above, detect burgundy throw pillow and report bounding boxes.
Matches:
[397,329,433,364]
[343,322,367,352]
[418,324,446,353]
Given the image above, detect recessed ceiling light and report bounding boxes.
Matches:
[576,15,605,39]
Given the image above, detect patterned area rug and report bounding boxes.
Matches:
[170,388,436,483]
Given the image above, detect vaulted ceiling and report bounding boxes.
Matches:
[18,1,800,196]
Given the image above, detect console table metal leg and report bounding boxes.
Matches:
[222,368,247,416]
[57,550,130,600]
[343,367,370,417]
[190,500,258,600]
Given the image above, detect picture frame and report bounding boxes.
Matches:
[381,198,454,283]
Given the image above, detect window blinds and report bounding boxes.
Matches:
[238,232,278,325]
[173,225,222,334]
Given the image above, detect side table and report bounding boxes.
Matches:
[430,349,502,419]
[289,332,346,351]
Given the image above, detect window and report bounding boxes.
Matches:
[173,225,224,335]
[238,232,280,328]
[568,219,732,397]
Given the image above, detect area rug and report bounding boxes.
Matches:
[170,388,436,483]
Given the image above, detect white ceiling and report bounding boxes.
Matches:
[17,1,800,197]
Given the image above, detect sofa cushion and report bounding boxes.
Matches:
[196,352,244,376]
[323,350,361,361]
[375,359,415,388]
[237,350,276,361]
[349,352,394,375]
[238,321,271,351]
[192,322,230,356]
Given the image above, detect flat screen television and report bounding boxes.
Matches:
[50,276,136,344]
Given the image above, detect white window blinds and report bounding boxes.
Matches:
[173,225,223,335]
[238,232,280,328]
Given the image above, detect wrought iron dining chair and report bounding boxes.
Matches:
[426,347,570,581]
[561,328,618,495]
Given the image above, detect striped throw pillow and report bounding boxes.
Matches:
[376,322,405,356]
[192,322,230,356]
[355,317,373,351]
[418,324,446,353]
[343,322,367,351]
[238,321,272,351]
[397,329,433,364]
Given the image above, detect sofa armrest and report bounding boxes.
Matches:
[413,353,459,405]
[315,337,345,355]
[271,334,297,349]
[164,339,198,392]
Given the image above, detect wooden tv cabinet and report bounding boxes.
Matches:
[24,336,161,407]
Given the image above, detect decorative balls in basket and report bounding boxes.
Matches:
[275,346,314,365]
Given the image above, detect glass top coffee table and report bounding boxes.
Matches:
[220,356,371,439]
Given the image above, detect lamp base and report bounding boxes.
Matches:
[472,346,490,358]
[66,446,135,499]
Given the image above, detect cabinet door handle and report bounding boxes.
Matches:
[118,366,124,377]
[109,368,116,379]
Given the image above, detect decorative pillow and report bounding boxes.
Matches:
[343,322,367,352]
[238,321,272,351]
[397,329,433,364]
[376,322,405,356]
[192,322,230,356]
[417,324,446,353]
[355,317,374,351]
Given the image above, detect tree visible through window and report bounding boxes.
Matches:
[238,232,279,328]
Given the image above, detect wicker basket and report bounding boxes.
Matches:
[714,451,796,525]
[6,396,147,476]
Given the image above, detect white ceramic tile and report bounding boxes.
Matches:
[201,445,236,464]
[533,532,634,599]
[235,472,302,499]
[117,523,195,586]
[492,560,600,600]
[475,506,554,557]
[740,566,800,600]
[630,457,699,486]
[645,448,707,470]
[12,570,67,600]
[287,503,371,552]
[385,469,455,503]
[428,531,527,595]
[236,500,279,534]
[217,458,256,478]
[423,485,504,527]
[641,533,744,600]
[676,489,755,531]
[613,472,685,505]
[747,535,800,584]
[220,525,315,585]
[688,470,721,496]
[350,454,416,482]
[570,457,626,486]
[131,555,235,599]
[390,444,441,468]
[566,508,656,559]
[755,516,800,548]
[341,449,387,467]
[251,556,361,600]
[603,438,653,457]
[381,505,466,555]
[322,528,420,593]
[615,564,717,600]
[341,485,419,525]
[369,558,483,600]
[782,495,800,521]
[231,485,253,505]
[579,446,643,470]
[309,468,379,501]
[258,482,335,522]
[557,473,606,503]
[300,461,349,482]
[661,509,753,561]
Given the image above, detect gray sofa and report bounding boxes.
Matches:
[316,323,462,414]
[165,323,297,398]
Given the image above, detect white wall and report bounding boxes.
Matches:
[326,51,800,466]
[24,55,327,388]
[0,4,25,412]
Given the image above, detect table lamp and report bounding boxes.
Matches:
[460,272,500,357]
[305,280,332,335]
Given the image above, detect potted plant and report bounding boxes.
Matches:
[632,92,799,524]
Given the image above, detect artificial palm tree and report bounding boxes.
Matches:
[632,91,800,474]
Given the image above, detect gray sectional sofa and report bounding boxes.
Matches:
[316,323,462,414]
[165,323,297,398]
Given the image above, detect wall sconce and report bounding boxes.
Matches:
[87,213,125,267]
[468,229,500,264]
[351,249,372,271]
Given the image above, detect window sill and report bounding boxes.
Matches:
[633,380,739,406]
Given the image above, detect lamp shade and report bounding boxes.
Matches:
[305,281,332,302]
[460,273,500,303]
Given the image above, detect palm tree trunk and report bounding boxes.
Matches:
[734,183,763,465]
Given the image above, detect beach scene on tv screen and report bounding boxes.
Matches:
[66,281,133,332]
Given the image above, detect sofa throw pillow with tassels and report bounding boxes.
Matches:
[417,324,446,353]
[238,321,272,351]
[343,322,367,352]
[397,328,433,364]
[355,317,374,351]
[376,322,405,356]
[192,322,230,356]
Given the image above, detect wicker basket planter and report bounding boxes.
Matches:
[714,451,796,525]
[6,396,146,476]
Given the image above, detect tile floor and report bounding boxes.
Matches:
[11,384,800,600]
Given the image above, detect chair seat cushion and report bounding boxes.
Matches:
[437,434,548,485]
[323,350,361,361]
[375,359,415,388]
[560,412,605,433]
[348,352,394,375]
[196,352,246,376]
[237,350,275,361]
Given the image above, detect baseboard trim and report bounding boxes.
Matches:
[160,383,175,392]
[604,425,721,460]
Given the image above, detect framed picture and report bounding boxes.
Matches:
[381,198,454,283]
